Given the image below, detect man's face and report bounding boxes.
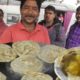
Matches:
[44,9,56,23]
[20,0,39,24]
[76,10,80,23]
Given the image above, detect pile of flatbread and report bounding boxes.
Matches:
[0,41,68,80]
[21,71,53,80]
[68,47,80,54]
[12,41,40,57]
[0,44,17,62]
[68,74,80,80]
[11,54,44,75]
[37,45,67,63]
[0,72,6,80]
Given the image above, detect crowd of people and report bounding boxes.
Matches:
[0,0,80,80]
[0,0,80,49]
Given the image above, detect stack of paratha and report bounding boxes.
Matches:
[21,71,53,80]
[11,54,43,75]
[0,41,68,80]
[37,45,67,63]
[12,41,40,57]
[0,72,6,80]
[0,44,17,62]
[68,74,80,80]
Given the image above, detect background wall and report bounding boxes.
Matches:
[0,5,20,26]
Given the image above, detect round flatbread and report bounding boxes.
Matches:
[0,72,6,80]
[0,44,17,62]
[68,47,80,55]
[12,41,40,56]
[56,77,60,80]
[21,71,53,80]
[11,55,43,75]
[37,45,67,63]
[68,74,80,80]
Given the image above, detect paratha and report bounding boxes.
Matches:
[68,74,80,80]
[21,71,53,80]
[12,41,40,56]
[11,55,43,75]
[68,47,80,55]
[56,77,61,80]
[0,44,17,62]
[37,45,67,63]
[0,72,6,80]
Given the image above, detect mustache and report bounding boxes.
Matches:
[25,15,35,18]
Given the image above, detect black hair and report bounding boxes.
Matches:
[45,5,60,25]
[0,9,4,15]
[45,5,56,13]
[76,6,80,12]
[17,0,45,11]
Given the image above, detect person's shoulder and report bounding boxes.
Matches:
[54,18,62,26]
[3,23,20,33]
[8,22,20,29]
[38,20,45,25]
[37,24,47,31]
[70,22,77,30]
[54,22,62,30]
[37,24,46,28]
[71,22,77,27]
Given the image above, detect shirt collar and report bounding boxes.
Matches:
[17,22,41,32]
